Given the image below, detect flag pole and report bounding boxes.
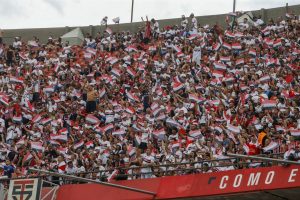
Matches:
[231,0,236,31]
[226,153,300,165]
[131,0,134,23]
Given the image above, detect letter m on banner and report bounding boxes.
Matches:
[7,179,42,200]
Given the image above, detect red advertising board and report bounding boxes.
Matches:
[55,165,300,200]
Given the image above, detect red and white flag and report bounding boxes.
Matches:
[212,70,224,78]
[259,75,270,83]
[74,140,84,149]
[290,129,300,137]
[50,134,68,141]
[23,152,33,163]
[102,124,114,133]
[249,49,256,57]
[222,42,232,50]
[32,114,41,123]
[58,161,66,173]
[225,30,235,38]
[232,43,242,50]
[13,116,22,123]
[43,86,54,93]
[99,88,106,98]
[166,118,181,128]
[214,62,227,71]
[153,128,166,139]
[85,141,94,148]
[126,67,137,77]
[41,118,52,125]
[112,129,126,136]
[31,142,44,152]
[236,58,244,66]
[263,142,279,152]
[261,100,277,108]
[189,130,202,138]
[106,27,113,35]
[111,68,121,77]
[126,92,140,102]
[86,114,100,124]
[227,124,240,134]
[172,82,184,91]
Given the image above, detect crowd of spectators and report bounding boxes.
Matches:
[0,11,299,182]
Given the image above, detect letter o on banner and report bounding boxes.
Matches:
[233,174,243,188]
[265,171,275,184]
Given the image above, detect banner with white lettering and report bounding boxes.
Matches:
[157,166,300,199]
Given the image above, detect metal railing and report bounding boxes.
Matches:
[0,153,286,185]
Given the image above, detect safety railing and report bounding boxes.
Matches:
[0,153,285,186]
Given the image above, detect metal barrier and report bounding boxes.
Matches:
[0,153,285,186]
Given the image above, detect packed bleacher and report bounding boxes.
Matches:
[0,12,300,182]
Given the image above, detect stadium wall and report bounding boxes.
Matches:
[2,4,300,44]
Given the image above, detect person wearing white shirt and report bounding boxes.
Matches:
[181,15,188,30]
[141,149,155,179]
[151,18,159,38]
[190,13,198,32]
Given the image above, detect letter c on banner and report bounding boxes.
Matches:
[219,176,229,189]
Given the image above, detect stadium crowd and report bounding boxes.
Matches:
[0,11,300,182]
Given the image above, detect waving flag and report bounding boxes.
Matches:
[10,76,24,84]
[126,67,137,77]
[222,42,232,50]
[74,140,84,149]
[99,88,106,98]
[273,39,282,48]
[212,70,224,78]
[86,47,97,55]
[189,130,202,138]
[32,114,41,123]
[125,45,138,52]
[106,27,113,35]
[261,100,277,108]
[213,43,221,51]
[263,142,279,152]
[103,124,114,133]
[125,107,135,115]
[232,43,242,50]
[259,75,270,83]
[112,129,126,136]
[0,95,9,106]
[126,92,140,102]
[13,116,22,123]
[290,129,300,137]
[50,134,68,141]
[111,68,121,77]
[214,62,227,71]
[58,147,67,155]
[86,114,100,124]
[85,141,94,148]
[41,118,52,125]
[234,31,244,37]
[172,81,184,91]
[31,142,44,152]
[227,124,240,134]
[166,118,181,128]
[43,86,54,93]
[220,56,231,62]
[153,128,166,139]
[225,30,235,38]
[58,128,68,135]
[249,49,256,57]
[236,58,244,66]
[23,152,33,163]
